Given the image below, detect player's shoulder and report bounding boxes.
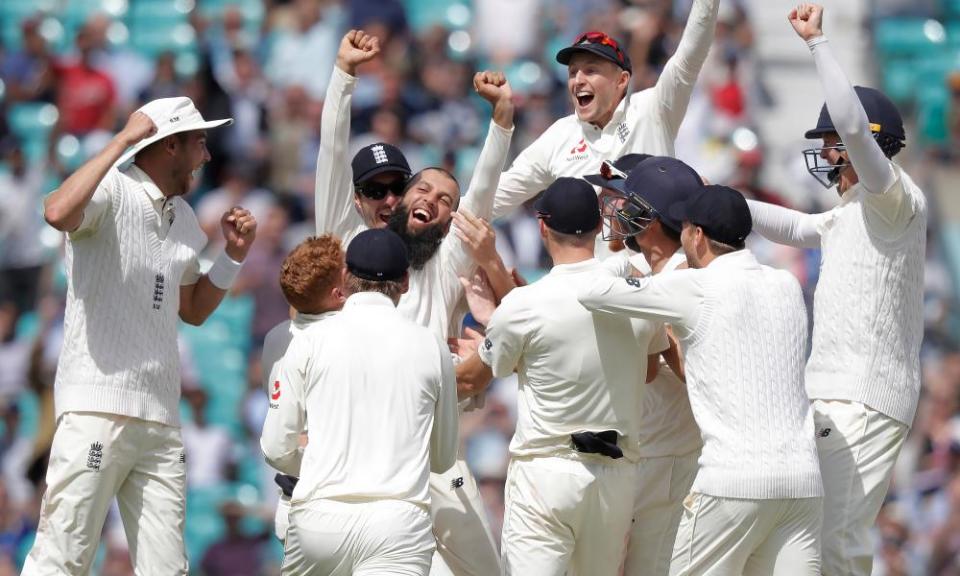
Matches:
[893,163,928,213]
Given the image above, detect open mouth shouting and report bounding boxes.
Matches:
[575,90,595,109]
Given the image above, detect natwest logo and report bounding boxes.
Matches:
[570,138,587,155]
[271,380,281,401]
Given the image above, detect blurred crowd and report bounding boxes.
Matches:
[0,0,957,574]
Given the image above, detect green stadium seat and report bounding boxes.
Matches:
[7,103,58,139]
[874,18,947,58]
[404,0,471,32]
[917,84,949,143]
[881,59,918,104]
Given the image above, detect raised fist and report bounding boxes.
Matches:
[788,3,824,42]
[473,71,512,105]
[118,111,157,146]
[221,206,257,261]
[336,29,381,76]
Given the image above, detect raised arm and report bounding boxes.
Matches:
[790,4,895,196]
[492,129,554,220]
[746,199,823,249]
[653,0,720,138]
[44,111,156,232]
[314,30,379,241]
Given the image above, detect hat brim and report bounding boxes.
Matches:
[556,45,631,72]
[803,126,836,140]
[116,118,234,166]
[583,173,625,189]
[354,163,413,185]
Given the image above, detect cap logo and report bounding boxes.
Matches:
[657,166,667,173]
[869,123,882,133]
[371,145,388,164]
[169,116,180,123]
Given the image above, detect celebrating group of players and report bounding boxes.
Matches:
[22,1,926,575]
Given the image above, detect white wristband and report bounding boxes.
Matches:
[806,35,828,52]
[208,252,243,290]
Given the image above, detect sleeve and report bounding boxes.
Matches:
[576,272,702,338]
[746,199,824,249]
[477,292,530,378]
[492,126,556,219]
[430,337,460,474]
[314,66,366,243]
[652,0,720,138]
[439,122,514,299]
[68,168,119,238]
[809,38,898,200]
[260,341,307,477]
[179,207,206,286]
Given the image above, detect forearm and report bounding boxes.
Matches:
[809,37,895,194]
[315,67,358,234]
[180,276,227,326]
[746,199,822,248]
[455,353,495,400]
[43,135,129,231]
[477,257,515,302]
[260,437,303,477]
[458,122,514,220]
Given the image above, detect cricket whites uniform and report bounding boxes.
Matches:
[479,258,667,576]
[624,251,702,576]
[261,293,460,576]
[314,64,509,576]
[492,0,719,223]
[23,165,206,575]
[747,36,927,576]
[579,249,824,575]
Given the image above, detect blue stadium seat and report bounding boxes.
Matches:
[917,83,949,143]
[882,59,917,104]
[874,17,947,58]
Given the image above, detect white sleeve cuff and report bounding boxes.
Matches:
[208,252,243,290]
[806,35,828,52]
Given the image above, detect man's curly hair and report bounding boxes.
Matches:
[279,234,344,314]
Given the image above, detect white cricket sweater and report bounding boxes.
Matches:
[54,165,206,427]
[479,258,667,461]
[805,169,927,426]
[578,250,823,499]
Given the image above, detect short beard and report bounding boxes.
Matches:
[387,205,446,270]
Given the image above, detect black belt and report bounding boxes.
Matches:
[274,473,299,497]
[570,430,623,459]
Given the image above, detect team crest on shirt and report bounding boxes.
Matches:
[269,380,281,409]
[87,442,103,471]
[616,122,630,144]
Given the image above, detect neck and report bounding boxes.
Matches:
[642,240,680,274]
[549,245,595,266]
[134,160,176,198]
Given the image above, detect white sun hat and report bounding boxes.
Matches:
[116,97,233,166]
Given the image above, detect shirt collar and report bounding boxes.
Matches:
[344,292,397,309]
[292,310,338,328]
[706,249,760,271]
[127,163,166,205]
[550,257,600,275]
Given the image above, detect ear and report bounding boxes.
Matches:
[353,192,363,214]
[617,70,630,94]
[539,219,547,239]
[400,272,410,295]
[163,134,179,157]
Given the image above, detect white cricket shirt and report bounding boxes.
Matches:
[261,293,460,508]
[54,164,205,426]
[478,258,667,461]
[578,250,823,499]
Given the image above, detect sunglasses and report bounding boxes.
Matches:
[574,31,627,65]
[355,178,408,200]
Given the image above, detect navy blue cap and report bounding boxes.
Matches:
[351,143,412,185]
[557,31,632,73]
[583,153,651,188]
[534,177,602,235]
[608,156,704,233]
[668,185,752,246]
[805,86,905,143]
[346,229,409,281]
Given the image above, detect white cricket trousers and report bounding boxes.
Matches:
[669,493,823,575]
[22,411,188,576]
[624,449,700,576]
[427,458,502,576]
[813,399,908,576]
[501,454,636,576]
[283,499,435,576]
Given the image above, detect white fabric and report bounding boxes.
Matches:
[501,455,636,576]
[55,165,206,427]
[23,412,188,575]
[578,250,823,499]
[813,399,908,576]
[637,251,701,459]
[492,0,719,219]
[803,165,927,426]
[745,200,823,250]
[669,493,822,575]
[808,38,896,196]
[426,460,501,576]
[479,258,667,461]
[116,96,233,165]
[261,292,459,507]
[206,251,242,290]
[625,449,700,576]
[284,499,434,576]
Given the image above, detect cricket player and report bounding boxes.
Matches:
[262,228,460,576]
[492,0,720,222]
[594,156,704,576]
[578,186,823,575]
[745,5,927,574]
[25,97,254,575]
[314,29,513,576]
[458,177,668,576]
[259,235,346,554]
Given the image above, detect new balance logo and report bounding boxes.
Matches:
[87,442,103,471]
[179,452,186,464]
[625,277,643,288]
[371,145,388,164]
[817,427,831,438]
[450,477,464,489]
[483,338,493,351]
